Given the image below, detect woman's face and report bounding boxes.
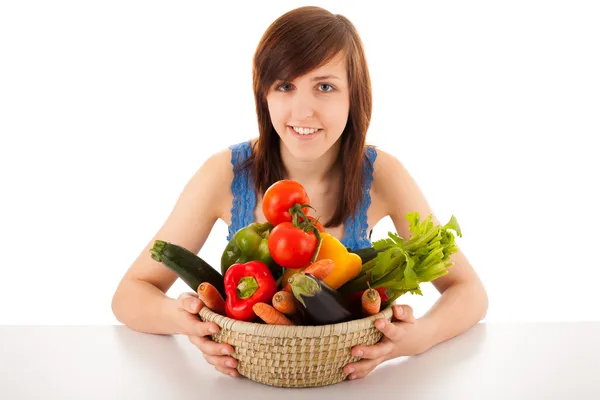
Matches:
[266,51,350,162]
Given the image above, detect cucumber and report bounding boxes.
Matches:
[150,240,226,298]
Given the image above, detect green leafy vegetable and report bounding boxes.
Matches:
[338,212,462,308]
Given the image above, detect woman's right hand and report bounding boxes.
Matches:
[174,292,239,377]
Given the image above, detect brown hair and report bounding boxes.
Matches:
[242,6,373,228]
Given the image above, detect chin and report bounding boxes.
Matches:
[287,146,324,162]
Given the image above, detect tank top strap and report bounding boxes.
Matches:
[227,140,256,241]
[341,145,378,250]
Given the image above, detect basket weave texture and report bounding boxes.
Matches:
[198,305,393,388]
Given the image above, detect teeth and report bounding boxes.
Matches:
[292,126,319,135]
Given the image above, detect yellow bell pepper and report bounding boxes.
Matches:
[315,232,362,289]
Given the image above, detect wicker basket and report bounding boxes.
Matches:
[198,305,393,388]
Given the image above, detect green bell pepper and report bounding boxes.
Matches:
[221,222,283,279]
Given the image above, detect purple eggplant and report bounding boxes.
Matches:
[288,273,355,325]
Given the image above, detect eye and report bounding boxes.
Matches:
[318,83,335,92]
[275,82,294,92]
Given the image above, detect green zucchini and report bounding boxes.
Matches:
[150,240,226,298]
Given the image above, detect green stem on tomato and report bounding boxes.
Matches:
[311,226,322,263]
[289,204,315,226]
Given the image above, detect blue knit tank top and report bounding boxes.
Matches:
[226,140,377,250]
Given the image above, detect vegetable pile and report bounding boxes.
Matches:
[150,179,463,326]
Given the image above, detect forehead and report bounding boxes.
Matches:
[293,51,347,82]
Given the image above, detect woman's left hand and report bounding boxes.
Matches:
[344,304,433,381]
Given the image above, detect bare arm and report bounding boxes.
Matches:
[111,149,232,335]
[373,149,488,349]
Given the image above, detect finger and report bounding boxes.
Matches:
[344,357,382,380]
[374,318,403,341]
[203,353,239,371]
[178,313,220,337]
[214,364,240,378]
[393,304,415,323]
[189,335,235,356]
[351,339,394,360]
[176,292,204,314]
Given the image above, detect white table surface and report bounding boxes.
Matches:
[1,322,598,399]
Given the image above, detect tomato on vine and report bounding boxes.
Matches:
[262,180,310,226]
[262,180,324,269]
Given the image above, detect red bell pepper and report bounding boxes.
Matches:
[223,260,278,322]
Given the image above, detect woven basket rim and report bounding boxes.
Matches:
[198,305,394,338]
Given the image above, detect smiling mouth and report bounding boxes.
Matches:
[288,125,323,136]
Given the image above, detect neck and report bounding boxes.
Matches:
[279,140,341,187]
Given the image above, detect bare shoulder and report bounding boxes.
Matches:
[370,147,439,236]
[172,146,234,218]
[179,145,239,227]
[371,147,413,186]
[196,146,234,203]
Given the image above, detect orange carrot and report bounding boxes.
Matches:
[282,259,335,292]
[197,282,226,315]
[305,258,335,278]
[253,302,294,325]
[361,285,381,316]
[272,290,297,315]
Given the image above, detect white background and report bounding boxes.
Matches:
[1,0,598,325]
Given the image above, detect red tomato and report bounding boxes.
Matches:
[262,180,310,226]
[267,222,318,269]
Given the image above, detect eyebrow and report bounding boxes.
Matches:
[311,75,341,81]
[273,74,342,84]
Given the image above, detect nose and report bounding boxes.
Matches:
[290,88,315,120]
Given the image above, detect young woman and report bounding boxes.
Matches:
[112,6,488,381]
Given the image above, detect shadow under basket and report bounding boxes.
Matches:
[198,305,393,388]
